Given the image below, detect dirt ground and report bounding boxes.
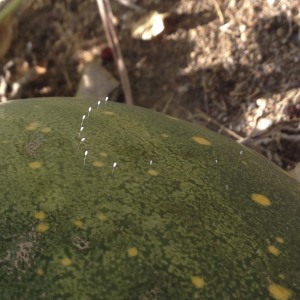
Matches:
[1,0,300,172]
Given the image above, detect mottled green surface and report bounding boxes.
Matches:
[0,97,299,300]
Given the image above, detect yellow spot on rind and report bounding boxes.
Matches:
[35,211,46,220]
[36,223,49,233]
[268,283,292,300]
[251,193,272,207]
[192,136,211,146]
[102,111,116,116]
[36,268,44,276]
[128,247,138,257]
[93,160,105,168]
[97,213,107,222]
[191,276,205,288]
[148,169,159,176]
[26,122,39,131]
[100,152,108,157]
[60,257,72,266]
[268,245,281,256]
[40,127,51,133]
[73,220,84,228]
[275,237,285,244]
[29,161,42,169]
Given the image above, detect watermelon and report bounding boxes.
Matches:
[0,97,299,299]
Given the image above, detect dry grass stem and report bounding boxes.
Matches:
[96,0,133,105]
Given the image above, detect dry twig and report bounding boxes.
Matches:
[194,108,243,140]
[96,0,133,105]
[210,0,224,24]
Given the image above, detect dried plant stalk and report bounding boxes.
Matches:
[96,0,133,105]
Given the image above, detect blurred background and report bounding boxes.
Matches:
[0,0,299,179]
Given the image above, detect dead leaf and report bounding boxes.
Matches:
[131,11,167,40]
[76,59,119,99]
